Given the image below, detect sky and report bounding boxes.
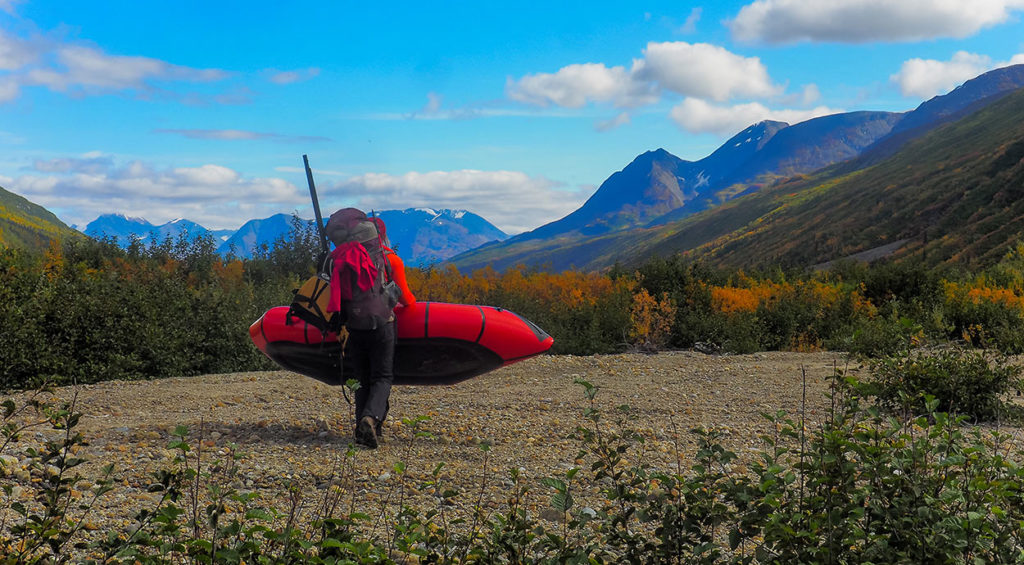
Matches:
[1,0,1023,235]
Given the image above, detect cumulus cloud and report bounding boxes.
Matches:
[7,153,583,234]
[154,128,332,143]
[269,67,320,84]
[506,62,657,108]
[890,52,1024,98]
[634,42,780,101]
[670,97,838,135]
[327,170,585,234]
[7,154,304,229]
[506,41,782,117]
[728,0,1024,44]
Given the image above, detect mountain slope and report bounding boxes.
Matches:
[452,111,902,270]
[853,63,1024,166]
[460,85,1024,272]
[673,85,1024,269]
[218,213,297,257]
[452,66,1024,273]
[0,185,81,251]
[375,208,507,266]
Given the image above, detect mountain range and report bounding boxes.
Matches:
[5,64,1024,274]
[81,208,508,265]
[452,64,1024,272]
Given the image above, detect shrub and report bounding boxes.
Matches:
[840,316,923,358]
[868,347,1023,422]
[5,370,1024,563]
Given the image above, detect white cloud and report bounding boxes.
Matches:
[0,76,18,102]
[679,8,703,33]
[670,97,838,135]
[729,0,1024,44]
[7,154,304,229]
[0,28,234,104]
[505,41,783,124]
[25,45,227,93]
[269,67,320,84]
[890,51,1024,98]
[0,29,41,70]
[6,154,582,234]
[799,84,820,104]
[595,112,631,132]
[327,170,585,234]
[506,62,657,108]
[634,42,780,101]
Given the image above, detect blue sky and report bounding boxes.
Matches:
[1,0,1023,234]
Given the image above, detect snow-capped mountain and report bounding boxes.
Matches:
[82,208,507,264]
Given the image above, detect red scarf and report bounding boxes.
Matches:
[327,242,378,312]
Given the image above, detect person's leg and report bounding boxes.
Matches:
[346,329,372,432]
[363,322,395,424]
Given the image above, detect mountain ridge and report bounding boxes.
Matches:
[452,64,1024,272]
[83,208,508,264]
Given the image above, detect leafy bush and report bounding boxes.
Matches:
[839,316,923,358]
[868,347,1023,422]
[5,369,1024,563]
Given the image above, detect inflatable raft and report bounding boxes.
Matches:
[250,302,554,386]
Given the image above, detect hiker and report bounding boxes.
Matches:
[371,217,416,307]
[326,208,415,449]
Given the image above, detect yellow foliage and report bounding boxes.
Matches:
[406,264,632,311]
[42,239,64,282]
[945,280,1024,313]
[213,259,246,288]
[629,288,676,351]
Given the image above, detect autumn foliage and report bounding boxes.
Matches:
[7,227,1024,388]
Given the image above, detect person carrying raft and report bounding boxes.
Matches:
[325,208,415,449]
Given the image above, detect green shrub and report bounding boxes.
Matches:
[868,347,1023,422]
[5,370,1024,563]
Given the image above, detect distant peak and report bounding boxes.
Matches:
[631,148,680,166]
[102,212,148,224]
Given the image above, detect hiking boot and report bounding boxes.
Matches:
[355,416,378,449]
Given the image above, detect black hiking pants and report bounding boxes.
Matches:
[347,321,395,430]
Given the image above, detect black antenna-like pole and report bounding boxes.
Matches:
[303,154,330,254]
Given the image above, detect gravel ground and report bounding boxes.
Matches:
[2,351,862,551]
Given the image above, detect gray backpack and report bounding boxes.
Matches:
[325,208,398,330]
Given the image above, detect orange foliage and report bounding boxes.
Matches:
[945,280,1024,312]
[213,260,246,289]
[406,264,632,310]
[42,240,64,282]
[710,277,873,319]
[710,279,784,313]
[629,288,676,350]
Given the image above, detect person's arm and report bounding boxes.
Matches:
[387,252,416,306]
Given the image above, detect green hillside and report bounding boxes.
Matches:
[456,87,1024,272]
[666,85,1024,269]
[0,185,81,252]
